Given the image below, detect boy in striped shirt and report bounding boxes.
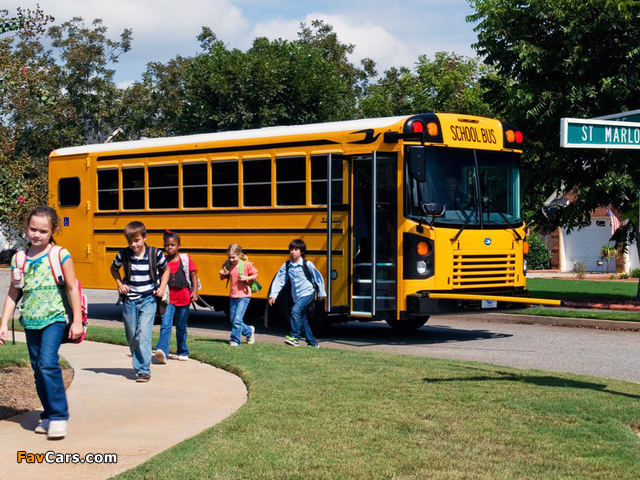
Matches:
[110,221,169,382]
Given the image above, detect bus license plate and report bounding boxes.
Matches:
[481,300,497,309]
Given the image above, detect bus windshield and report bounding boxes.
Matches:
[405,146,521,227]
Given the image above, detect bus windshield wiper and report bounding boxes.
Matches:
[450,208,477,242]
[496,210,522,240]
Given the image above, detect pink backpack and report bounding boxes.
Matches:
[13,246,88,344]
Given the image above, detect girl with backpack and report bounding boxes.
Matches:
[154,230,198,363]
[219,244,258,346]
[0,206,83,440]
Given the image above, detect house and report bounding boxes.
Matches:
[542,194,639,273]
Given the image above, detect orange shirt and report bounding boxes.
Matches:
[227,261,258,298]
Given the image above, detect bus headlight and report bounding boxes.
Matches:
[416,260,427,275]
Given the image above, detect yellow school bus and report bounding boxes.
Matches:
[49,113,560,331]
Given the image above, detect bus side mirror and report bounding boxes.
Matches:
[408,147,426,182]
[421,202,445,217]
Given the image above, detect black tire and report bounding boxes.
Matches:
[385,317,429,331]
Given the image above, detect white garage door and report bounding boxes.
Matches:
[563,220,615,272]
[563,219,639,273]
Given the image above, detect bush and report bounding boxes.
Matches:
[631,268,640,279]
[526,233,551,270]
[0,248,16,265]
[573,261,587,279]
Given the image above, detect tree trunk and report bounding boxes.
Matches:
[636,225,640,301]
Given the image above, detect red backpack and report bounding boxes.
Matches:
[13,246,88,344]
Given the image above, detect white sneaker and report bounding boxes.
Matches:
[47,420,68,439]
[154,349,167,364]
[247,325,256,344]
[177,355,188,361]
[34,419,50,434]
[229,341,240,347]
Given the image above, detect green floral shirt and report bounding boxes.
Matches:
[11,248,70,329]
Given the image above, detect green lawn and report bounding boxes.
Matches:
[517,278,640,322]
[86,326,640,480]
[526,278,638,302]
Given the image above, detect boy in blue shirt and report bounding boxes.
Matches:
[268,239,326,347]
[110,221,169,382]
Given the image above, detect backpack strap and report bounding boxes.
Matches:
[120,247,132,284]
[148,246,158,286]
[11,250,28,290]
[302,258,319,294]
[48,245,66,288]
[179,253,192,289]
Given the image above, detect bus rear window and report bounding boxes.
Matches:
[58,177,81,207]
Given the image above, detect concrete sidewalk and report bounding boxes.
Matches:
[0,332,247,480]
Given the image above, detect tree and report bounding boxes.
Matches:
[118,56,189,139]
[48,17,132,143]
[180,22,372,133]
[361,52,495,118]
[0,7,56,241]
[469,0,640,299]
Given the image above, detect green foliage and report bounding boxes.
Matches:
[526,233,551,270]
[180,21,370,133]
[469,0,640,298]
[360,52,495,118]
[631,268,640,278]
[572,261,587,279]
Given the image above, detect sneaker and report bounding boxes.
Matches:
[247,325,256,344]
[177,355,189,361]
[284,336,300,347]
[229,341,240,347]
[34,419,50,434]
[154,349,167,364]
[47,420,68,440]
[308,343,320,348]
[136,373,151,383]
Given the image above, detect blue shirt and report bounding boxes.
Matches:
[269,258,326,303]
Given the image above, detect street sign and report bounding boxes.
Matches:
[560,117,640,149]
[594,109,640,123]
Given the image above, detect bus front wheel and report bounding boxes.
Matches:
[385,317,429,331]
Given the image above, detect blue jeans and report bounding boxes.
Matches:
[24,321,69,421]
[155,303,190,357]
[289,294,317,346]
[122,294,157,375]
[229,297,253,344]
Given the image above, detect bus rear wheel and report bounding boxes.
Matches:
[385,317,429,332]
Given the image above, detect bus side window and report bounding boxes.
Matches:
[97,169,119,210]
[211,160,239,207]
[243,158,271,207]
[276,156,305,206]
[59,177,81,207]
[311,155,343,205]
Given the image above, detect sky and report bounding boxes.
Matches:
[7,0,479,87]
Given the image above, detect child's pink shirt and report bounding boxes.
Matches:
[228,261,258,298]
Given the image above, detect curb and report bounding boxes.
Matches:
[491,313,640,331]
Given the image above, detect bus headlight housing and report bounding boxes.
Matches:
[416,260,427,275]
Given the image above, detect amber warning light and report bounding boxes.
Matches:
[505,129,524,144]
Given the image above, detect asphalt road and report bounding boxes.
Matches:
[2,269,639,384]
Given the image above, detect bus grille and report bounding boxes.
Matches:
[452,253,517,287]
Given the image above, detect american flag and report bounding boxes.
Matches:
[606,207,621,235]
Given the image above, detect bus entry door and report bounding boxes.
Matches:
[351,153,397,317]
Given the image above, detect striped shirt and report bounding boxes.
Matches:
[112,246,167,300]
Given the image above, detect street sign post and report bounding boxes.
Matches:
[560,117,640,149]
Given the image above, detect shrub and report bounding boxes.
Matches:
[631,268,640,279]
[0,248,16,265]
[573,261,587,279]
[526,233,551,270]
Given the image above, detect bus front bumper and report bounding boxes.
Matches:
[406,291,562,316]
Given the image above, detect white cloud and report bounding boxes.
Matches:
[6,0,479,83]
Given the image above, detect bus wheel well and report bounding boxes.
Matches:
[385,317,429,331]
